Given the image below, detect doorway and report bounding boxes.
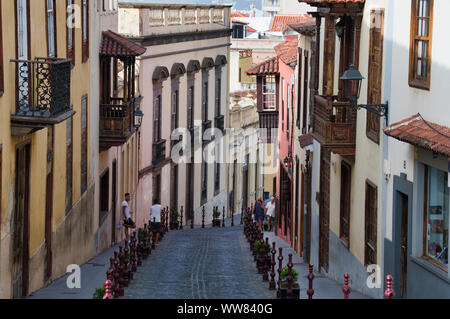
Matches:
[112,160,117,245]
[400,192,408,299]
[13,143,31,298]
[319,147,330,273]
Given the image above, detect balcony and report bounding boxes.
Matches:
[215,115,224,133]
[10,58,74,136]
[312,95,356,156]
[152,139,167,166]
[258,111,278,143]
[99,97,138,149]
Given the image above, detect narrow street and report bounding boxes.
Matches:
[123,223,274,299]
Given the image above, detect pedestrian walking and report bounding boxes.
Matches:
[150,199,162,245]
[265,196,276,232]
[122,193,136,242]
[252,197,265,232]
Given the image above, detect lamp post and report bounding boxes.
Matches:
[340,64,389,122]
[134,107,144,130]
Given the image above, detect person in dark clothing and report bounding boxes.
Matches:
[252,197,265,231]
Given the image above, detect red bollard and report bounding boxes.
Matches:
[384,275,395,299]
[277,247,283,299]
[202,206,205,228]
[342,274,351,299]
[286,254,294,299]
[307,264,314,299]
[103,280,113,299]
[269,242,276,290]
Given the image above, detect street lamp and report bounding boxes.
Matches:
[134,107,144,129]
[341,64,389,121]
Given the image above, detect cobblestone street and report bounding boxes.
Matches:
[124,223,275,299]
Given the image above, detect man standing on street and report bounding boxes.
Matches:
[150,199,162,245]
[265,196,275,232]
[122,193,136,242]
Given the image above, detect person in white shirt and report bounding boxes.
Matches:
[150,199,162,244]
[265,196,276,232]
[122,193,136,241]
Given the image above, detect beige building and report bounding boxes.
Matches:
[119,3,231,226]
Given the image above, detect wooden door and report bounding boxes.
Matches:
[45,127,54,282]
[400,193,408,299]
[294,159,300,254]
[112,160,117,245]
[13,143,30,298]
[242,164,248,211]
[319,147,330,272]
[305,161,312,263]
[186,163,193,221]
[299,166,305,257]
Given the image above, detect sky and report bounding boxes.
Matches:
[118,0,262,11]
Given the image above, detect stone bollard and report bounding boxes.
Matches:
[277,247,283,299]
[269,242,276,290]
[222,206,226,228]
[307,264,315,299]
[180,206,184,230]
[202,206,205,228]
[342,274,351,299]
[286,254,294,299]
[384,275,395,299]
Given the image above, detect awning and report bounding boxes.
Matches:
[100,30,147,57]
[384,113,450,157]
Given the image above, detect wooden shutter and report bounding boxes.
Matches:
[302,51,309,133]
[323,15,336,96]
[81,95,88,194]
[82,0,89,62]
[366,9,384,144]
[66,0,75,65]
[365,180,378,266]
[339,161,351,247]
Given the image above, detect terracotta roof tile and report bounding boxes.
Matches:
[231,11,250,18]
[100,30,147,57]
[246,57,279,75]
[268,15,315,32]
[300,0,364,4]
[275,38,298,66]
[384,114,450,157]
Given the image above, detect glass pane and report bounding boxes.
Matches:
[426,166,449,267]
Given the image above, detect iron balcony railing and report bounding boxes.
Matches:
[11,57,71,118]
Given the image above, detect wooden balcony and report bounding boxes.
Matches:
[258,110,278,143]
[312,95,356,156]
[10,58,74,136]
[152,139,167,166]
[99,97,136,149]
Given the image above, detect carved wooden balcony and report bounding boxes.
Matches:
[152,139,167,166]
[312,95,356,156]
[10,57,74,136]
[99,97,136,149]
[258,110,278,143]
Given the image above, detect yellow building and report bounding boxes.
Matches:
[0,0,95,298]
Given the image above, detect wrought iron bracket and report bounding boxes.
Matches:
[351,100,389,121]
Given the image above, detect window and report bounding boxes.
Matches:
[187,78,194,130]
[0,0,4,96]
[67,0,75,65]
[171,80,179,148]
[286,84,290,138]
[153,173,161,204]
[262,75,276,109]
[409,0,433,90]
[82,0,89,62]
[66,118,73,214]
[153,91,162,142]
[367,9,384,144]
[365,180,377,266]
[46,0,57,57]
[423,165,448,270]
[340,162,351,248]
[215,70,221,118]
[281,78,284,130]
[81,95,88,194]
[302,51,309,133]
[296,48,302,129]
[202,73,209,122]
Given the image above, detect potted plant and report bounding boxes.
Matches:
[93,285,106,299]
[212,207,221,227]
[279,267,300,299]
